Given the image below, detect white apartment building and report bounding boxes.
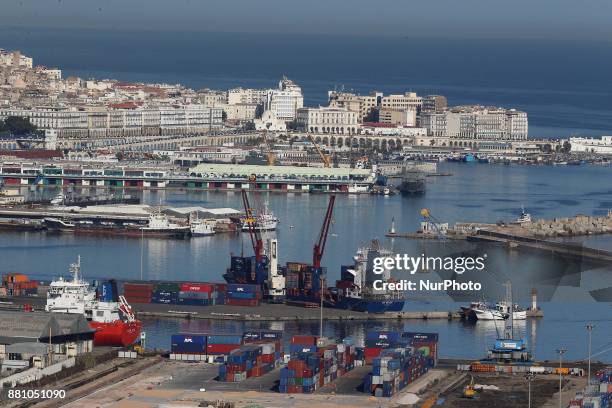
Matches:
[227,88,268,105]
[421,106,528,141]
[569,136,612,154]
[0,105,223,139]
[296,107,358,134]
[264,77,304,122]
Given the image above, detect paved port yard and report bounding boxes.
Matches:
[52,359,440,408]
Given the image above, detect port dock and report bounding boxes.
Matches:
[0,294,461,321]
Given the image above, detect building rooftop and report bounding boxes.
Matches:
[0,311,94,345]
[189,163,371,178]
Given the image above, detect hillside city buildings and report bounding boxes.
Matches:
[0,48,549,154]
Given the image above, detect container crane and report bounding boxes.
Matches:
[313,195,336,268]
[241,189,264,262]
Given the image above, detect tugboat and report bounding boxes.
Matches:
[471,301,527,321]
[45,256,142,346]
[189,214,215,236]
[327,240,406,313]
[240,202,278,231]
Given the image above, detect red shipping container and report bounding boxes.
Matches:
[226,298,259,307]
[291,335,317,345]
[206,344,241,355]
[180,283,213,292]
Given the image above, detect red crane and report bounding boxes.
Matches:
[313,195,336,269]
[241,189,264,262]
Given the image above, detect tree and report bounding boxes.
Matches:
[221,110,228,122]
[0,116,38,135]
[562,141,572,153]
[541,143,552,153]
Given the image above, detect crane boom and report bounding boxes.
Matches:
[313,195,336,268]
[308,135,331,168]
[242,189,264,261]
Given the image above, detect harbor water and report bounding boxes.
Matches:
[1,163,611,362]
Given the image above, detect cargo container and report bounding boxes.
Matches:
[171,333,207,354]
[218,342,282,382]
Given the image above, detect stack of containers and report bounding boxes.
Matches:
[178,283,214,306]
[122,283,153,304]
[570,368,612,408]
[206,334,243,355]
[152,282,181,304]
[363,347,429,397]
[2,274,38,296]
[280,336,357,394]
[226,283,261,307]
[401,332,439,368]
[218,342,282,382]
[364,331,402,364]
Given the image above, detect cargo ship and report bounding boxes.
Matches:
[398,170,425,195]
[44,211,190,239]
[327,240,405,313]
[45,257,141,347]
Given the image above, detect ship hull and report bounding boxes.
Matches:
[44,220,189,239]
[330,297,405,313]
[90,319,142,347]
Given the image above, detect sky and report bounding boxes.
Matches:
[1,0,612,41]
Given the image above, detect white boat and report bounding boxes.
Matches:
[241,202,278,231]
[189,218,215,236]
[142,212,190,236]
[514,205,532,224]
[473,301,527,321]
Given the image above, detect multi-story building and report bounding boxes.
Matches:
[264,77,304,122]
[569,136,612,154]
[227,87,268,105]
[0,50,33,68]
[0,104,224,140]
[420,106,528,141]
[422,95,448,112]
[216,103,259,122]
[328,91,381,122]
[380,92,422,112]
[198,89,228,107]
[295,107,358,134]
[378,108,417,127]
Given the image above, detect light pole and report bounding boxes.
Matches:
[525,372,536,408]
[586,324,594,386]
[556,348,567,408]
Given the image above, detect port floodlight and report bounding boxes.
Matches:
[420,208,430,218]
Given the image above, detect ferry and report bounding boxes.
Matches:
[45,257,141,347]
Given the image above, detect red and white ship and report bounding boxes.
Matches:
[45,256,142,347]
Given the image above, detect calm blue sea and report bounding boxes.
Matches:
[1,28,612,138]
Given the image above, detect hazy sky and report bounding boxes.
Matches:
[1,0,612,41]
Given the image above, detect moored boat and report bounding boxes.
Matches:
[45,257,142,347]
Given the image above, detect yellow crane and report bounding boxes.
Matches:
[263,129,275,166]
[308,135,332,168]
